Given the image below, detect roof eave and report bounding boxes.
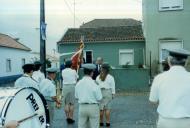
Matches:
[58,38,145,44]
[0,45,31,51]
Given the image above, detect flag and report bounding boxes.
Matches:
[40,22,47,40]
[71,39,84,71]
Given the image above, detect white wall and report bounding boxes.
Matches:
[0,47,31,77]
[30,53,60,68]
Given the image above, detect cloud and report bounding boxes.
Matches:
[0,0,142,54]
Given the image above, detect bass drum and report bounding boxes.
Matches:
[0,87,49,128]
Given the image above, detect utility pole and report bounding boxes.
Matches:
[40,0,46,76]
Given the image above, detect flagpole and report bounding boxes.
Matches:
[40,0,46,76]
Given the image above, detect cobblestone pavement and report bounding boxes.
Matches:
[52,94,157,128]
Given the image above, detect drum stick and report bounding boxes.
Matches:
[18,110,44,123]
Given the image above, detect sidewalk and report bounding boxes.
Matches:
[52,93,157,128]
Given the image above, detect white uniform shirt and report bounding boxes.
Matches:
[75,76,102,104]
[39,78,56,98]
[62,68,78,85]
[96,74,116,94]
[149,66,190,118]
[15,74,39,90]
[32,70,45,83]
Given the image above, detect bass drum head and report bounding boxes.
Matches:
[3,87,49,128]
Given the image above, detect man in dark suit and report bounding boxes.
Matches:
[92,57,103,80]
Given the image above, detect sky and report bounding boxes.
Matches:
[0,0,142,55]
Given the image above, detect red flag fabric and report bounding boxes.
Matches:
[71,41,84,71]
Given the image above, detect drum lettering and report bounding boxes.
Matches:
[26,93,45,125]
[39,116,45,124]
[26,93,39,111]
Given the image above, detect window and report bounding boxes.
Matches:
[119,49,134,65]
[159,40,183,62]
[159,0,183,11]
[22,58,25,66]
[6,59,11,72]
[84,50,93,63]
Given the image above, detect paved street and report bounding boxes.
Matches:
[52,93,157,128]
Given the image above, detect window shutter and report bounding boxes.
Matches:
[159,0,183,11]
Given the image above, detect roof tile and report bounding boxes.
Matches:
[0,33,31,51]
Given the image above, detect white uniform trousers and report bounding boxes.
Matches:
[46,100,55,128]
[78,104,99,128]
[157,115,190,128]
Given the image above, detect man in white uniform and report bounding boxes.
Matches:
[75,64,102,128]
[39,68,61,128]
[62,60,78,124]
[32,61,45,83]
[15,63,39,90]
[149,48,190,128]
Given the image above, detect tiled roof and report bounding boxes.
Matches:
[80,19,142,28]
[0,33,31,51]
[58,25,144,44]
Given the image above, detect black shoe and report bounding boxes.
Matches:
[68,118,75,124]
[100,122,104,126]
[66,118,70,123]
[106,123,110,127]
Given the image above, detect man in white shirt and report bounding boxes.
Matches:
[75,64,102,128]
[149,48,190,128]
[39,68,61,128]
[32,61,45,83]
[61,60,78,124]
[15,63,39,90]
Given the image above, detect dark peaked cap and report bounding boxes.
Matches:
[167,48,190,59]
[65,60,72,67]
[22,63,35,72]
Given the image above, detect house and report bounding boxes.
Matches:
[57,19,150,91]
[142,0,190,75]
[30,52,59,68]
[57,19,145,68]
[0,33,31,85]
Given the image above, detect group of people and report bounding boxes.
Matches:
[14,61,60,128]
[9,57,115,128]
[61,57,115,128]
[3,48,190,128]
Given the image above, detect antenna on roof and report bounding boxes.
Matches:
[74,0,76,28]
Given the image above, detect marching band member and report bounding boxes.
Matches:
[96,63,115,127]
[75,64,102,128]
[39,68,61,128]
[32,61,45,83]
[62,60,78,124]
[15,63,39,90]
[149,48,190,128]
